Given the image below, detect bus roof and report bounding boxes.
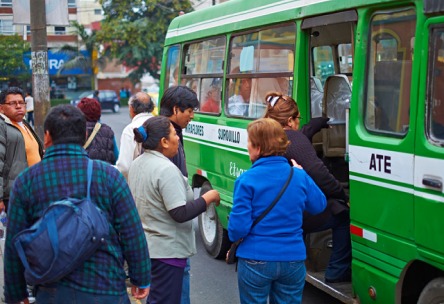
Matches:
[165,0,400,44]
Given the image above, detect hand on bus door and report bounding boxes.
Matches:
[202,189,221,207]
[291,159,303,169]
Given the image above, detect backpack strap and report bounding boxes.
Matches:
[83,122,101,149]
[87,159,93,201]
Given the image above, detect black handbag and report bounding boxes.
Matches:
[226,168,294,265]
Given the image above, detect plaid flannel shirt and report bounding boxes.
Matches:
[4,144,150,303]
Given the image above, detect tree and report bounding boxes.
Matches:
[97,0,193,82]
[56,21,106,89]
[0,34,30,82]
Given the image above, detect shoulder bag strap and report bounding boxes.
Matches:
[86,159,93,200]
[251,167,294,228]
[83,122,101,149]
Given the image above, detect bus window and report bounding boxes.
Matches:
[313,46,334,85]
[186,78,200,96]
[227,23,295,118]
[338,43,353,75]
[428,28,444,143]
[184,37,225,75]
[200,78,222,114]
[365,9,415,135]
[164,45,180,88]
[227,74,292,118]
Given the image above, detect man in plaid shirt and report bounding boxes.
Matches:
[3,105,151,303]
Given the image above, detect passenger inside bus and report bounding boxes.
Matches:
[228,77,252,116]
[201,78,221,113]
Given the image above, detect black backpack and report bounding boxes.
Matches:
[13,159,110,285]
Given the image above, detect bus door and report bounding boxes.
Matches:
[349,7,417,303]
[410,15,444,301]
[300,10,357,300]
[302,10,356,180]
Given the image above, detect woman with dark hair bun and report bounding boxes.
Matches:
[128,116,220,304]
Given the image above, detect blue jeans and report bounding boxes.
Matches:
[237,258,305,304]
[36,284,130,304]
[180,258,190,304]
[310,210,351,280]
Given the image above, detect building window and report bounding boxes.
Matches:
[94,9,102,15]
[0,0,12,7]
[0,19,14,34]
[54,26,66,35]
[68,0,76,8]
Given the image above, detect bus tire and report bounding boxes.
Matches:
[418,277,444,304]
[198,182,231,260]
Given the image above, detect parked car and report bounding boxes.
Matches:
[70,90,120,113]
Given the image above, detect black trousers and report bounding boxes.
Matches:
[147,259,185,304]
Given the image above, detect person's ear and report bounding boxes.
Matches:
[287,117,293,127]
[44,130,53,148]
[160,137,169,150]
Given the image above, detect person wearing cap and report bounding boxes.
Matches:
[116,92,155,179]
[77,97,118,164]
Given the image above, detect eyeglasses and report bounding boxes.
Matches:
[3,101,26,107]
[296,116,303,120]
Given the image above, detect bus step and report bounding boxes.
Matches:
[306,270,357,304]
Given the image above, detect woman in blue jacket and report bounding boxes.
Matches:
[228,118,326,304]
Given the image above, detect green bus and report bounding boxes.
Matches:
[159,0,444,303]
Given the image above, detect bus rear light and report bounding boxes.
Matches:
[368,286,377,300]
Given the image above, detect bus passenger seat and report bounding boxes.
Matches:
[321,75,351,158]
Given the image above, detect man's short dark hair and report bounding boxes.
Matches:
[44,105,86,146]
[130,92,154,115]
[160,86,198,117]
[0,87,25,104]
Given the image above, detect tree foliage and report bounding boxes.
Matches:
[56,21,106,75]
[97,0,193,82]
[0,34,30,79]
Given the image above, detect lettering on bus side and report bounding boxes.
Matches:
[229,162,246,177]
[369,153,391,174]
[185,124,204,136]
[218,128,241,144]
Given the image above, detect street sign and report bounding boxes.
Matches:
[12,0,69,26]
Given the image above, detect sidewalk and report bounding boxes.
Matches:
[0,239,142,304]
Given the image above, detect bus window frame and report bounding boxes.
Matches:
[363,7,416,137]
[164,44,182,90]
[426,25,444,146]
[226,22,297,119]
[180,36,227,116]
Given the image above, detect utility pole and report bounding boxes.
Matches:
[30,0,50,139]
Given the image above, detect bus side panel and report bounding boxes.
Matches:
[352,257,397,303]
